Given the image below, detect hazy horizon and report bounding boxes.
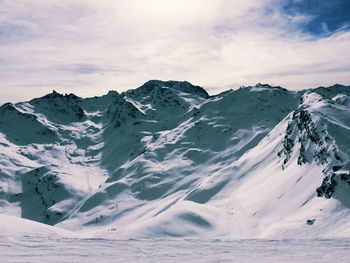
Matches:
[1,79,350,105]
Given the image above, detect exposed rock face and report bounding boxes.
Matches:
[278,91,350,199]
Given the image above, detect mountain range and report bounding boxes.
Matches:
[0,80,350,239]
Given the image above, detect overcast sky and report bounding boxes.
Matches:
[0,0,349,103]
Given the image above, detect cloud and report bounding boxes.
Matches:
[0,0,349,103]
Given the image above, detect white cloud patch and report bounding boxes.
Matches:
[0,0,349,103]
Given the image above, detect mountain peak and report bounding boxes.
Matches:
[39,90,80,100]
[0,102,15,112]
[253,83,287,91]
[133,80,209,98]
[43,90,64,99]
[313,84,350,98]
[28,90,85,124]
[106,90,119,97]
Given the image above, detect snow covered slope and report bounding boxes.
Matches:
[0,80,349,239]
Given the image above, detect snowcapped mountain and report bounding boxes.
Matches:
[0,80,350,239]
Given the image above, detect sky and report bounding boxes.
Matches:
[0,0,350,103]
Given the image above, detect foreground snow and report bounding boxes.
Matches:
[1,215,349,262]
[2,236,350,262]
